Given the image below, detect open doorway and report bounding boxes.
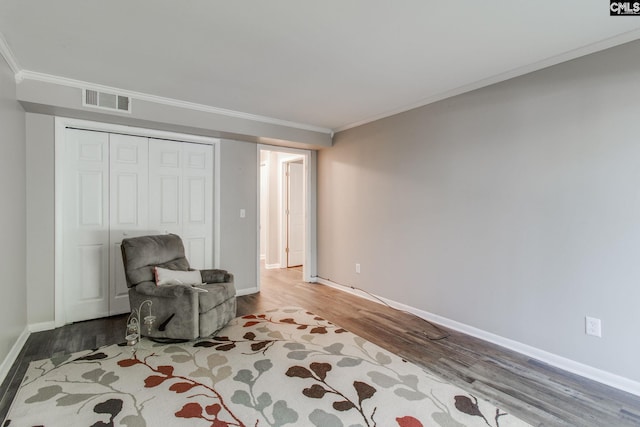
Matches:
[258,146,311,287]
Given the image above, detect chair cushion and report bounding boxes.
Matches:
[197,282,236,314]
[155,267,201,286]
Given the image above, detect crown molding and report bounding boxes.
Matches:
[0,31,22,79]
[18,70,333,135]
[334,27,640,133]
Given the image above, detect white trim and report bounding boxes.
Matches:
[0,31,22,78]
[315,277,640,397]
[257,145,314,283]
[334,28,640,133]
[279,161,286,268]
[54,117,222,327]
[264,263,282,270]
[256,147,263,291]
[19,70,332,135]
[8,29,640,135]
[0,327,30,386]
[28,321,56,333]
[214,142,222,268]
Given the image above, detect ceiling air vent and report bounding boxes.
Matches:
[83,89,131,113]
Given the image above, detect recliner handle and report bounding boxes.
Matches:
[158,313,175,331]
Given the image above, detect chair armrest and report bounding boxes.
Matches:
[200,269,233,284]
[134,281,202,298]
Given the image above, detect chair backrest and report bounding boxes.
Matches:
[121,234,190,287]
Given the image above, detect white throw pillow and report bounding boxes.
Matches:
[154,267,202,286]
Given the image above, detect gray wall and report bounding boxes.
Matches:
[0,55,27,360]
[220,140,258,292]
[318,39,640,382]
[23,120,260,325]
[26,113,55,324]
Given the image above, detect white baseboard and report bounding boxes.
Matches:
[28,321,56,333]
[264,263,281,270]
[0,326,30,386]
[315,277,640,397]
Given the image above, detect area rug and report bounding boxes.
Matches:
[4,307,531,427]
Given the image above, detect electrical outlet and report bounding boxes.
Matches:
[585,316,602,337]
[355,263,360,274]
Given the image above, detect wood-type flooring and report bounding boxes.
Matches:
[1,266,639,426]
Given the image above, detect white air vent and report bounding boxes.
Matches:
[83,89,131,113]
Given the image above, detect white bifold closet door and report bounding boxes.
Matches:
[148,139,213,269]
[62,129,213,323]
[62,129,111,322]
[109,134,149,315]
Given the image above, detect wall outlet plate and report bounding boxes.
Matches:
[585,316,602,337]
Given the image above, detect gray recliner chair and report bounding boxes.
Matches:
[121,234,236,340]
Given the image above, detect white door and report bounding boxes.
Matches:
[149,139,213,269]
[62,129,110,322]
[149,139,183,237]
[109,134,149,315]
[182,143,213,269]
[286,160,304,267]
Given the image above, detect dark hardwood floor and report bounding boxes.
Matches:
[2,266,639,426]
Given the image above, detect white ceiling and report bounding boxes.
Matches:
[1,1,640,132]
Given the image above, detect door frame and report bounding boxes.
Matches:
[54,117,221,327]
[256,144,316,287]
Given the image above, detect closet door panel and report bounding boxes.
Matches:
[149,140,183,236]
[77,244,105,300]
[63,129,110,322]
[149,140,213,269]
[182,143,213,269]
[109,134,149,315]
[160,176,180,225]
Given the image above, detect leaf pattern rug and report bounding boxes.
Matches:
[4,307,531,427]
